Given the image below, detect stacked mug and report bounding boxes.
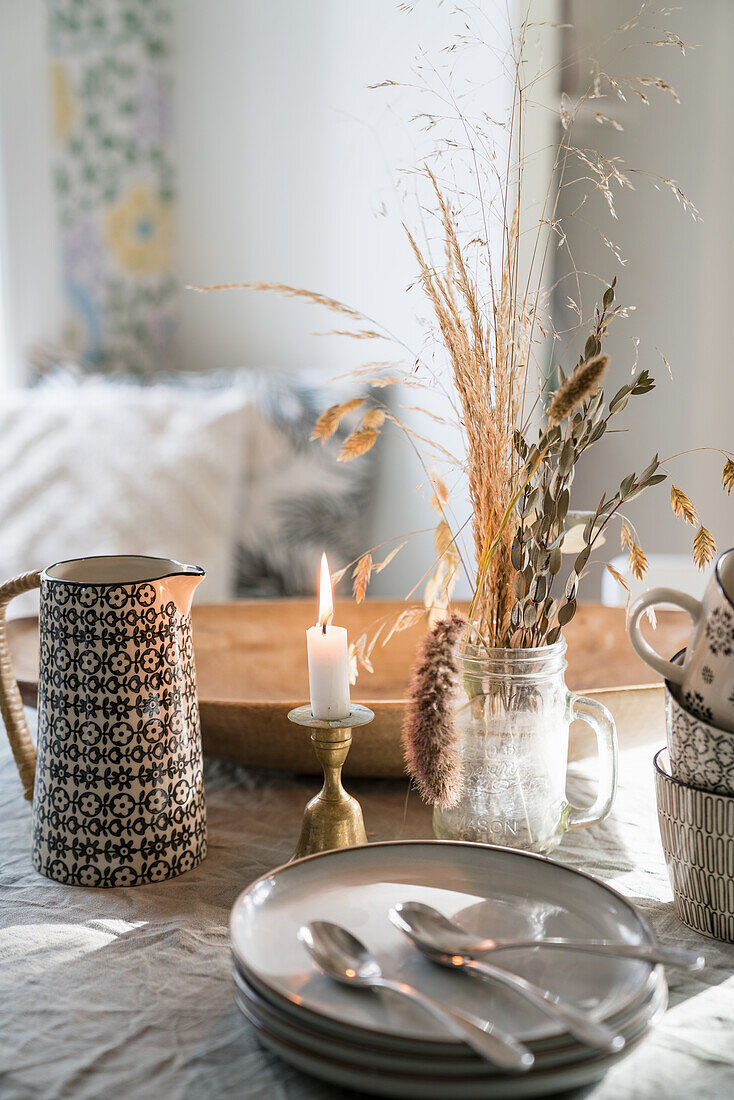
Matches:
[629,548,734,942]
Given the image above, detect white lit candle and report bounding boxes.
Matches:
[306,553,351,720]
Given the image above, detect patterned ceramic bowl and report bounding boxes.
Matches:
[654,747,734,943]
[666,650,734,796]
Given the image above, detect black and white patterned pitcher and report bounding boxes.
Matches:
[0,555,207,887]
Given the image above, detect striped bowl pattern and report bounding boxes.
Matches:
[654,748,734,942]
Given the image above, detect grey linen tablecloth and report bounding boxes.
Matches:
[2,711,733,1100]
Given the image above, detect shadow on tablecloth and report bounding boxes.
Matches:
[2,724,733,1099]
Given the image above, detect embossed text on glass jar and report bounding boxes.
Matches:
[433,639,618,853]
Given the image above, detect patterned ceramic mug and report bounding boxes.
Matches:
[666,655,734,796]
[0,555,207,887]
[628,547,734,732]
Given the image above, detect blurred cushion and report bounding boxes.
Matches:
[0,376,245,613]
[126,366,375,596]
[0,367,375,613]
[233,371,374,597]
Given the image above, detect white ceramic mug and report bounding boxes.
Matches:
[628,548,734,732]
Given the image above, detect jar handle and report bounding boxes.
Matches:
[0,571,42,800]
[565,693,618,830]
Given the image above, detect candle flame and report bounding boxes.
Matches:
[318,552,333,628]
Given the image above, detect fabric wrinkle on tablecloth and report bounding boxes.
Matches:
[1,709,733,1099]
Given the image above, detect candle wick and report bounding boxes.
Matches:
[322,623,327,635]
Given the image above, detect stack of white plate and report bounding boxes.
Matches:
[230,842,668,1098]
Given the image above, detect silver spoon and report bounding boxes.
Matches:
[392,901,705,970]
[389,905,625,1053]
[298,920,534,1072]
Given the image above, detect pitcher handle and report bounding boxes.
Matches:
[565,693,618,830]
[0,571,42,800]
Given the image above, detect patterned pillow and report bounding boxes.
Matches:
[18,365,375,601]
[233,372,374,597]
[0,375,246,613]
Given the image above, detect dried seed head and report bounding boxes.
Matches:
[352,554,373,603]
[670,485,697,526]
[722,459,734,495]
[360,407,387,430]
[338,427,380,461]
[403,613,466,808]
[693,526,716,571]
[628,542,648,581]
[430,472,450,511]
[547,355,609,426]
[311,397,365,442]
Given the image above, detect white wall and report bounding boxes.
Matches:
[556,0,734,589]
[171,0,518,597]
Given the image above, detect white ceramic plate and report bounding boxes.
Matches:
[231,960,665,1073]
[235,978,668,1099]
[230,841,660,1045]
[231,953,661,1050]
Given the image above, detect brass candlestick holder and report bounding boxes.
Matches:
[287,704,374,861]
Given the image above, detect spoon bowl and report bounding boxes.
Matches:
[298,921,382,985]
[392,901,488,955]
[392,901,704,970]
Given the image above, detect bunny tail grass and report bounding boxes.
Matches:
[403,612,466,808]
[547,354,608,426]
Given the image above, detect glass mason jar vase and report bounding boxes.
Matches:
[433,639,618,854]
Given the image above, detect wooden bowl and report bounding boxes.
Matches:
[8,600,686,776]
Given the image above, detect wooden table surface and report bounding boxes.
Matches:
[8,600,688,776]
[188,600,688,699]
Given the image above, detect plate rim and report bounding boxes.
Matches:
[234,981,666,1097]
[231,958,664,1063]
[235,982,666,1078]
[229,839,660,1046]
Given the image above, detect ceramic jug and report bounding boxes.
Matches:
[628,547,734,731]
[0,555,207,887]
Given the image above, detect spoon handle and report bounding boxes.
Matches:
[461,960,624,1053]
[371,977,533,1072]
[488,939,704,970]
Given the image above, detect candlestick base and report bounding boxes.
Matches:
[287,704,374,861]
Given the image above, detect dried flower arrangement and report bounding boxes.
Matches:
[193,6,733,804]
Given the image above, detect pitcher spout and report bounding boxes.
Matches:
[164,564,206,617]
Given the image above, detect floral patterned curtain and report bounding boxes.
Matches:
[47,0,177,376]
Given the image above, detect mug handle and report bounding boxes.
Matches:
[0,571,42,801]
[627,587,702,685]
[566,693,618,830]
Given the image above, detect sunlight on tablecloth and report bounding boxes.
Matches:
[1,714,733,1099]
